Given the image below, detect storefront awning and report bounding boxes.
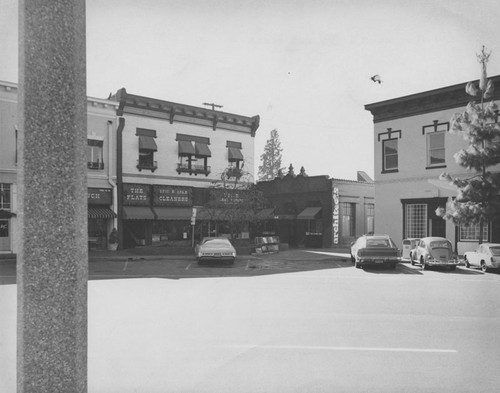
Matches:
[152,207,193,220]
[228,147,244,161]
[178,140,195,156]
[196,207,229,221]
[123,206,155,220]
[297,207,322,220]
[195,143,212,158]
[139,135,157,152]
[88,206,117,219]
[256,208,275,220]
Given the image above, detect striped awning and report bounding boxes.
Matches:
[256,208,275,220]
[0,209,16,219]
[297,207,322,220]
[178,140,195,156]
[228,147,244,161]
[88,206,117,219]
[138,135,157,152]
[195,142,212,157]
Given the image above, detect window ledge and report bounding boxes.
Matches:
[381,169,399,174]
[426,165,447,170]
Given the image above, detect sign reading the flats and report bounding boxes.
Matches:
[123,183,151,205]
[153,185,192,207]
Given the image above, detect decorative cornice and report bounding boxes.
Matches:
[112,88,259,136]
[365,75,500,123]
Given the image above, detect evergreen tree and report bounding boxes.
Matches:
[258,129,285,181]
[437,46,500,243]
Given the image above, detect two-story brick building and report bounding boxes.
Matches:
[112,88,260,248]
[365,76,500,254]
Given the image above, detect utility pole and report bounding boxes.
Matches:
[203,102,223,111]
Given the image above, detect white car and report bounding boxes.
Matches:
[463,243,500,272]
[195,237,236,265]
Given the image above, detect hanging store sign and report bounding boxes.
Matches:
[153,185,192,207]
[332,187,339,245]
[87,188,112,205]
[122,183,151,205]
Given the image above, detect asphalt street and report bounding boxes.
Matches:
[1,250,500,392]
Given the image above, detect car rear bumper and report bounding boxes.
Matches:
[426,259,459,266]
[357,258,399,266]
[198,256,235,263]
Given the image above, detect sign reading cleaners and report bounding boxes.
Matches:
[122,184,151,206]
[154,185,192,207]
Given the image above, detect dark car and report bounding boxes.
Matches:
[194,237,236,265]
[350,234,400,269]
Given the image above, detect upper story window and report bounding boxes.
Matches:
[176,134,211,176]
[0,184,11,210]
[382,138,398,172]
[423,121,448,169]
[87,138,104,170]
[459,222,489,241]
[136,128,158,172]
[227,141,244,169]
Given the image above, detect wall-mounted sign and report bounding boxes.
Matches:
[153,185,192,207]
[122,184,151,206]
[87,188,112,205]
[332,187,339,245]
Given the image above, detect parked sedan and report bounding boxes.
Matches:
[350,234,400,269]
[464,243,500,272]
[195,237,236,265]
[411,237,459,270]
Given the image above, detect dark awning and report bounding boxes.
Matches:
[196,207,228,221]
[195,142,212,157]
[139,135,157,152]
[297,207,322,220]
[178,140,195,156]
[122,206,155,220]
[88,206,117,219]
[228,147,244,161]
[0,209,16,219]
[256,208,275,220]
[152,207,193,220]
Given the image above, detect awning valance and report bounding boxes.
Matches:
[88,206,117,219]
[178,140,195,156]
[123,206,155,220]
[256,208,275,220]
[228,147,244,161]
[297,207,322,220]
[139,135,157,152]
[195,143,211,158]
[152,207,193,220]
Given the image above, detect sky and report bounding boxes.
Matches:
[2,0,500,181]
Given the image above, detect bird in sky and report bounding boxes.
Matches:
[370,74,382,84]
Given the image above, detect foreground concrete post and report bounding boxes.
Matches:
[17,1,87,392]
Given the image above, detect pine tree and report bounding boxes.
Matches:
[437,46,500,243]
[258,129,285,181]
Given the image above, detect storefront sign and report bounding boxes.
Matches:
[332,187,339,245]
[153,185,192,206]
[87,188,112,205]
[123,183,151,205]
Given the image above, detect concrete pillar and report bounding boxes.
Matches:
[17,1,87,392]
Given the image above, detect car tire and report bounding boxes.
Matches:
[421,257,428,270]
[389,263,396,269]
[350,254,355,263]
[355,261,362,269]
[410,253,414,265]
[464,256,470,268]
[449,265,456,271]
[481,261,488,272]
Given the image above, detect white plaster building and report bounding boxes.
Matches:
[365,76,500,254]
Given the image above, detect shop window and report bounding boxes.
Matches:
[341,202,355,238]
[176,134,211,176]
[0,220,8,237]
[0,184,11,209]
[382,138,398,172]
[459,222,489,241]
[87,139,104,170]
[405,203,427,238]
[136,128,158,172]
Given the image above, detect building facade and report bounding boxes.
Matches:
[256,170,374,248]
[112,88,260,248]
[0,80,119,254]
[365,75,500,253]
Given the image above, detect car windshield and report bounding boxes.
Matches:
[489,246,500,256]
[366,238,391,248]
[430,240,451,249]
[203,239,231,246]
